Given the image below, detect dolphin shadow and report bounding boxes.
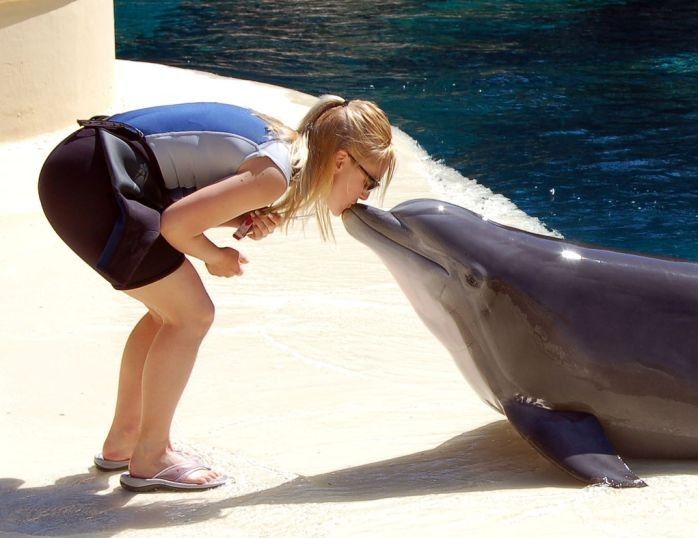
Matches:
[3,421,697,536]
[225,420,578,508]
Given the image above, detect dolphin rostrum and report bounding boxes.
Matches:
[343,199,698,488]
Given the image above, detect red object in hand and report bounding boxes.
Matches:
[233,215,254,240]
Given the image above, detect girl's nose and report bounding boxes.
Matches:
[358,190,370,201]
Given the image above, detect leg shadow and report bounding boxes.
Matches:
[0,466,227,537]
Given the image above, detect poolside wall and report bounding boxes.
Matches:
[0,0,114,142]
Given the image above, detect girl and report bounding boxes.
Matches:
[38,95,396,492]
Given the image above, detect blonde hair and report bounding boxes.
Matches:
[261,95,396,240]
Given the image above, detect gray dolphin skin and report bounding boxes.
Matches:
[343,199,698,488]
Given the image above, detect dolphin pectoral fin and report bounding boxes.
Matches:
[503,397,647,488]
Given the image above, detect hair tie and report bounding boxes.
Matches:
[342,100,350,107]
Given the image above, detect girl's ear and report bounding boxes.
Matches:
[334,149,349,171]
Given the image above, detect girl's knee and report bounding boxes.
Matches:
[195,299,215,334]
[167,298,215,337]
[124,262,215,337]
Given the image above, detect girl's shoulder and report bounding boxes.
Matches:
[253,139,292,184]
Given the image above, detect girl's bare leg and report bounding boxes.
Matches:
[122,260,221,484]
[101,311,162,461]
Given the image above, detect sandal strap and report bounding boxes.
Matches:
[152,462,211,482]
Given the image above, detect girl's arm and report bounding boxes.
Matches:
[160,157,287,271]
[217,215,248,228]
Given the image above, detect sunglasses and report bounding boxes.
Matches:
[347,151,381,192]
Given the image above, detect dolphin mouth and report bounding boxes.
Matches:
[343,203,406,241]
[342,204,448,275]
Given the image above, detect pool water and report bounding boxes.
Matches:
[115,0,698,259]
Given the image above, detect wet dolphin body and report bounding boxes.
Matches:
[343,199,698,488]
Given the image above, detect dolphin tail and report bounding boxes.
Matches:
[503,397,647,488]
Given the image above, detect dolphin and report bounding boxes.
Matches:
[343,199,698,488]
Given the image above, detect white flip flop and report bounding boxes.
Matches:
[120,461,228,492]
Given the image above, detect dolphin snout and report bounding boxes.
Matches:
[342,203,378,225]
[343,203,397,227]
[342,203,406,243]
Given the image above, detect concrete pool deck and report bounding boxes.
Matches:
[1,60,698,538]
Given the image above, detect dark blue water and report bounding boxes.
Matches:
[115,0,698,259]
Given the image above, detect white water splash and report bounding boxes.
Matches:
[392,128,562,238]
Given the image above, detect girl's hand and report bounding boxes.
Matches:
[248,210,282,240]
[205,247,249,277]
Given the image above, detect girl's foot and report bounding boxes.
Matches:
[101,425,140,462]
[94,452,130,471]
[99,429,185,469]
[127,447,224,488]
[120,459,228,492]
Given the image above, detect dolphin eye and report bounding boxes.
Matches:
[465,273,482,288]
[463,264,485,288]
